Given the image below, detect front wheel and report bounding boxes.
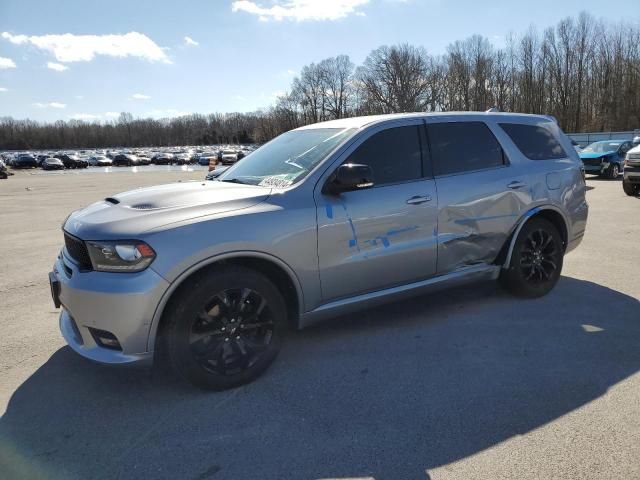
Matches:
[499,218,564,298]
[164,266,287,390]
[608,164,619,179]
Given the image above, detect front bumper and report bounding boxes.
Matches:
[50,250,169,366]
[583,163,608,175]
[623,165,640,183]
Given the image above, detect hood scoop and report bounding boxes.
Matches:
[105,197,120,205]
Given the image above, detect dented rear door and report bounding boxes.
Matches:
[426,119,531,274]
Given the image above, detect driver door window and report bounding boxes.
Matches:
[345,126,423,185]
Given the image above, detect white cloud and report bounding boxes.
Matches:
[286,69,297,75]
[1,31,170,64]
[47,61,68,71]
[0,87,7,92]
[70,113,100,120]
[33,102,66,108]
[105,112,119,118]
[131,93,151,100]
[231,0,369,21]
[184,36,199,46]
[0,56,16,68]
[75,95,84,100]
[232,95,247,101]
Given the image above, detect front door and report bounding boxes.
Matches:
[315,122,438,301]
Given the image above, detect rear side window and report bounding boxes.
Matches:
[499,123,567,160]
[428,122,506,176]
[346,126,423,185]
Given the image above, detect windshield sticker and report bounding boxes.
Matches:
[259,175,295,188]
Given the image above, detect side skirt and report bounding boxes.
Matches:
[299,264,501,329]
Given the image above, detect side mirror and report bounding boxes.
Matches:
[323,163,374,195]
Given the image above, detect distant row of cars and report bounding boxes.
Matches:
[0,145,255,172]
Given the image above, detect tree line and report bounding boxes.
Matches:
[1,12,639,151]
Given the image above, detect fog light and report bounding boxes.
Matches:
[89,328,122,351]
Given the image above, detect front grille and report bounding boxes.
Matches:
[63,232,93,270]
[627,153,640,161]
[582,158,603,167]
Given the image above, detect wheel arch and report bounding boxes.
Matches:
[148,251,304,354]
[499,206,569,269]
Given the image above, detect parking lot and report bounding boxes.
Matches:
[0,170,639,480]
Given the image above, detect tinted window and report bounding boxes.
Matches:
[346,126,423,185]
[428,122,505,175]
[499,123,567,160]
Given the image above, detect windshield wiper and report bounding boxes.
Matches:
[219,178,250,185]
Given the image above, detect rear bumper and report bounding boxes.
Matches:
[566,200,589,255]
[50,250,169,366]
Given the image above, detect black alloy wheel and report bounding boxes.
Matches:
[189,288,275,376]
[165,266,287,390]
[518,229,560,285]
[499,217,564,298]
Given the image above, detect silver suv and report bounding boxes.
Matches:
[49,112,588,390]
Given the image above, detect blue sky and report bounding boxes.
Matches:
[0,0,638,122]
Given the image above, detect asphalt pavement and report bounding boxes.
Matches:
[0,170,638,480]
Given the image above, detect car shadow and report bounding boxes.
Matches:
[1,277,639,480]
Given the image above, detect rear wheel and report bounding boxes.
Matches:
[164,266,287,390]
[623,179,639,196]
[500,218,564,298]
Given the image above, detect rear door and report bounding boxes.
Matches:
[315,120,438,301]
[426,120,531,274]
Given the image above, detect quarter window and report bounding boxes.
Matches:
[428,122,506,175]
[345,126,423,185]
[499,123,567,160]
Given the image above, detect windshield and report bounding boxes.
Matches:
[583,142,621,153]
[219,128,354,187]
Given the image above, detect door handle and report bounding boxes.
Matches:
[406,195,432,205]
[507,181,527,189]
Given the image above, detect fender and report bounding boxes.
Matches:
[146,250,305,352]
[503,205,570,269]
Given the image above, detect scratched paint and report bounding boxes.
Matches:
[340,202,360,252]
[325,204,333,219]
[361,225,420,249]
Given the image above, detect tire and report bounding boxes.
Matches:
[499,218,564,298]
[164,266,287,390]
[607,164,619,179]
[623,180,639,196]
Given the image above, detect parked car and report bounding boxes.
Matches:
[579,140,632,178]
[50,112,588,390]
[113,154,140,167]
[172,153,191,165]
[137,155,151,166]
[152,153,173,165]
[41,157,65,170]
[622,144,640,196]
[13,154,38,169]
[220,150,239,165]
[55,154,88,169]
[88,155,113,167]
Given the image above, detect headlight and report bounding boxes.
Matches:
[86,240,156,272]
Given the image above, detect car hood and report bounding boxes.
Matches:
[579,151,615,159]
[64,180,272,239]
